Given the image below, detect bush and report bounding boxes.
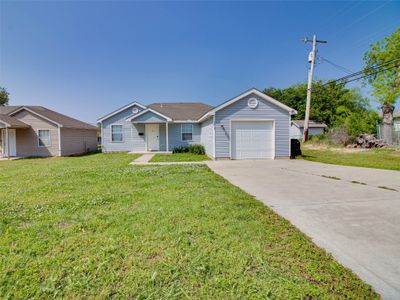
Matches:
[172,144,205,155]
[328,126,354,145]
[172,146,189,154]
[188,144,205,155]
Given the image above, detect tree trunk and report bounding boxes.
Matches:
[381,103,394,145]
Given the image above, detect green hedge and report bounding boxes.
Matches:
[172,144,205,155]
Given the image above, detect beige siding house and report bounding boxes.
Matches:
[0,106,98,158]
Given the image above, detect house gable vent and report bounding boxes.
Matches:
[248,98,258,109]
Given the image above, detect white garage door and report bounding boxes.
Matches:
[231,121,274,159]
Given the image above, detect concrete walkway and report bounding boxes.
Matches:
[206,159,400,299]
[130,154,206,165]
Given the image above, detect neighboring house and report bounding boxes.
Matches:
[290,120,327,140]
[98,88,297,160]
[0,106,98,158]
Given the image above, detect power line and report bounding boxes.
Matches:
[318,56,354,74]
[320,56,400,87]
[333,63,399,86]
[310,62,400,96]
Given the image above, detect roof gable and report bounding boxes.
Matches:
[126,108,171,122]
[97,102,147,122]
[198,88,297,122]
[9,106,97,130]
[0,115,30,128]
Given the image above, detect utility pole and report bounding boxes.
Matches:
[303,34,327,141]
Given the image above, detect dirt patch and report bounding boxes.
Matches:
[302,144,369,153]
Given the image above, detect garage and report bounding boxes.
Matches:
[231,120,274,159]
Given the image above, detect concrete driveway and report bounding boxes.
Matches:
[206,159,400,299]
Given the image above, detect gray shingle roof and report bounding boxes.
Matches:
[292,120,327,128]
[0,106,98,130]
[0,114,30,128]
[148,102,214,121]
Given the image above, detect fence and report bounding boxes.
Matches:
[376,125,400,146]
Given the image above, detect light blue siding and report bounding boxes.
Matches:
[200,117,214,157]
[133,111,167,123]
[214,93,290,158]
[159,123,166,151]
[101,105,145,152]
[167,123,201,151]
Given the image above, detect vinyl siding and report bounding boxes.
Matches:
[60,128,98,156]
[12,110,60,157]
[101,105,145,152]
[290,125,325,139]
[167,123,201,151]
[133,111,167,123]
[214,93,290,158]
[200,117,214,158]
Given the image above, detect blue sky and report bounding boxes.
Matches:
[1,1,399,124]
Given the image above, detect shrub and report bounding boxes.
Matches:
[172,144,206,155]
[328,126,354,145]
[172,146,189,154]
[188,144,205,155]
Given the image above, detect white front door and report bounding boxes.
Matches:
[1,129,17,157]
[231,121,274,159]
[146,124,159,151]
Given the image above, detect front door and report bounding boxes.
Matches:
[146,124,159,151]
[1,129,17,157]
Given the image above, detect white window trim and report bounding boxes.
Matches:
[181,123,193,142]
[37,129,52,148]
[111,124,124,143]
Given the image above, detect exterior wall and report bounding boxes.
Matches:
[214,93,290,158]
[290,125,325,139]
[101,104,145,152]
[60,128,98,156]
[12,110,60,157]
[200,117,214,157]
[167,123,201,151]
[290,125,302,139]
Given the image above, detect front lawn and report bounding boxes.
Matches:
[302,147,400,171]
[0,154,377,298]
[150,153,210,162]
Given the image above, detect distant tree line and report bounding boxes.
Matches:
[263,81,379,138]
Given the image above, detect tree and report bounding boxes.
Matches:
[363,27,400,144]
[264,81,379,138]
[0,87,9,106]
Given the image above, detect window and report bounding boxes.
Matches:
[181,124,193,141]
[111,125,123,142]
[38,130,51,147]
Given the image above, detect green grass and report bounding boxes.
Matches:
[302,147,400,171]
[150,153,210,162]
[0,153,377,299]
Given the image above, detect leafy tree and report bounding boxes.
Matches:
[0,87,9,106]
[363,27,400,144]
[264,81,379,138]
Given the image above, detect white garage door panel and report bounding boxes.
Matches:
[232,121,274,159]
